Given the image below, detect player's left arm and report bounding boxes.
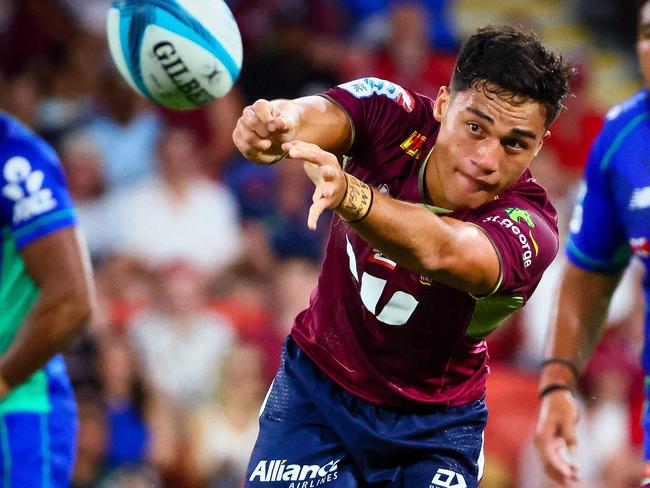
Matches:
[360,201,498,294]
[285,141,499,295]
[0,226,94,394]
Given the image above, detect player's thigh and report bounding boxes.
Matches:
[245,367,358,487]
[0,409,77,488]
[387,401,486,488]
[396,444,483,488]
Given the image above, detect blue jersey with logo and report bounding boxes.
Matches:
[567,89,650,372]
[0,111,77,414]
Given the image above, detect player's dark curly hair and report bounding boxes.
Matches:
[451,26,572,127]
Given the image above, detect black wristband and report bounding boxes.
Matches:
[539,383,574,399]
[540,357,580,382]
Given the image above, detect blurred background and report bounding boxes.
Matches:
[0,0,646,487]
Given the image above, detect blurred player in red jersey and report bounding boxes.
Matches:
[233,26,571,488]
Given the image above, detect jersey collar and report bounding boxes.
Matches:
[417,146,453,215]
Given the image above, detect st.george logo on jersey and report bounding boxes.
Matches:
[2,156,56,223]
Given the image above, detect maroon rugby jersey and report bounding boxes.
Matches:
[291,78,559,408]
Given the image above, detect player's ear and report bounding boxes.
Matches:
[534,130,551,157]
[433,86,451,122]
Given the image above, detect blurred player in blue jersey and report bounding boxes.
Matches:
[535,1,650,485]
[0,112,94,486]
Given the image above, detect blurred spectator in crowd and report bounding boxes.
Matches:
[270,257,321,336]
[59,130,114,261]
[222,156,279,222]
[107,124,243,272]
[223,155,328,261]
[73,389,164,488]
[72,395,110,488]
[97,466,163,488]
[86,68,162,190]
[577,0,639,50]
[95,256,158,330]
[230,0,348,54]
[129,262,236,410]
[209,233,282,381]
[69,329,178,486]
[97,335,153,470]
[543,64,604,175]
[37,29,104,145]
[270,162,329,260]
[0,0,76,74]
[236,4,340,104]
[159,88,244,179]
[186,342,266,488]
[341,0,458,52]
[0,64,44,129]
[481,367,539,488]
[61,0,110,35]
[97,333,178,482]
[372,2,456,98]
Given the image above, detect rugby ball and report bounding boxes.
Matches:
[107,0,243,110]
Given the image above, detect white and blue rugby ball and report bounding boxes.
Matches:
[107,0,243,110]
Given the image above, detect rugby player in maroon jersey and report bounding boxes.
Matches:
[233,26,572,488]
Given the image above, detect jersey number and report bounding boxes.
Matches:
[346,236,419,326]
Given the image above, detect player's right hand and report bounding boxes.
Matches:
[232,99,297,164]
[534,390,580,486]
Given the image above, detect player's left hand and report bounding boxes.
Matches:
[282,141,346,230]
[535,390,580,486]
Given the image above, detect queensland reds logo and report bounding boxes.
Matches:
[339,78,415,112]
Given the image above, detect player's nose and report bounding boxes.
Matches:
[471,139,500,175]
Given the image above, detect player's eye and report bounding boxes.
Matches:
[467,122,482,134]
[503,138,527,151]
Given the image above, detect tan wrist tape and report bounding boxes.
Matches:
[336,173,374,223]
[269,151,288,164]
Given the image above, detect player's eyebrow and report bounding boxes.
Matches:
[466,107,494,124]
[511,127,537,140]
[467,106,537,140]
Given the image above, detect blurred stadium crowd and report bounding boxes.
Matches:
[0,0,646,487]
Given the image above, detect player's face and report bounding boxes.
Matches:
[429,83,549,210]
[638,1,650,87]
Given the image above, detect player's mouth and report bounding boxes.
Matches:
[457,170,495,192]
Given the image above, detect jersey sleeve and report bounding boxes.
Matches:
[468,202,559,300]
[0,137,77,249]
[565,131,631,273]
[321,77,418,157]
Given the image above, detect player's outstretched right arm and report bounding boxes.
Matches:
[534,262,622,486]
[232,96,352,165]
